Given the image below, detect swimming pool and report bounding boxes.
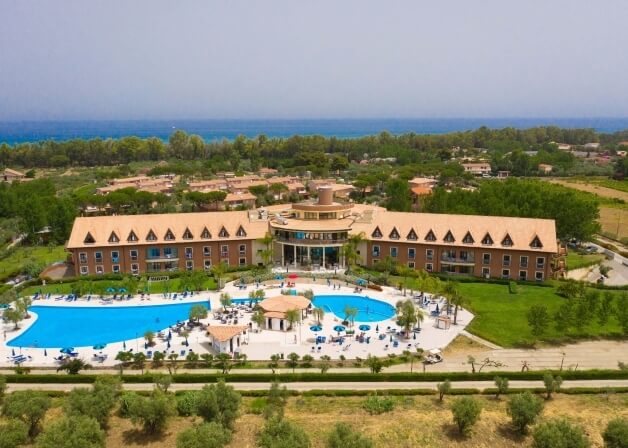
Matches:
[311,295,395,322]
[7,301,210,349]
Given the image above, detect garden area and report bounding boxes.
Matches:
[0,245,67,283]
[565,252,606,271]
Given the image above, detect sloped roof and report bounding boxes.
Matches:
[259,295,310,315]
[206,325,248,342]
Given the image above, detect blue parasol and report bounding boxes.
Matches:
[105,287,116,293]
[310,325,322,332]
[60,347,74,354]
[275,274,284,280]
[357,278,367,286]
[359,324,371,331]
[118,287,127,293]
[167,340,171,349]
[333,325,346,333]
[93,343,106,350]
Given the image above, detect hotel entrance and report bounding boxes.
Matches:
[281,244,342,269]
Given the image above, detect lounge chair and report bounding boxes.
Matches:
[180,349,186,356]
[146,351,153,359]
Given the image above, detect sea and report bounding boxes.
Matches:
[1,118,628,145]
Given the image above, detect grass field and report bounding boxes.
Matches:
[9,393,627,448]
[598,206,628,241]
[565,252,605,270]
[0,245,67,282]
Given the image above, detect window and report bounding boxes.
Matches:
[164,229,175,241]
[501,269,510,279]
[520,256,528,268]
[406,229,418,241]
[371,226,383,238]
[185,247,193,259]
[501,233,514,247]
[462,231,474,244]
[108,231,119,243]
[219,226,230,238]
[408,261,415,268]
[221,245,229,257]
[182,228,193,240]
[111,251,119,263]
[96,265,104,275]
[203,246,211,257]
[481,232,494,245]
[236,225,247,237]
[112,265,120,274]
[204,260,212,270]
[443,230,455,243]
[239,244,246,256]
[372,245,380,257]
[94,251,103,263]
[127,230,138,242]
[186,260,193,271]
[408,248,416,259]
[201,227,211,239]
[519,270,527,281]
[482,253,491,265]
[503,255,511,266]
[130,249,138,261]
[390,247,398,257]
[425,263,433,272]
[530,235,543,249]
[163,247,175,258]
[79,252,87,264]
[425,229,436,241]
[535,271,544,281]
[147,247,160,259]
[84,232,95,244]
[131,263,139,274]
[239,257,246,266]
[146,229,157,241]
[481,267,490,278]
[426,249,434,261]
[80,266,88,275]
[536,257,545,268]
[389,227,400,240]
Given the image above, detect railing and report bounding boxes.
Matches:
[146,254,179,261]
[536,264,545,269]
[440,256,475,264]
[275,236,347,245]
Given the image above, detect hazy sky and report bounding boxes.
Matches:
[1,0,628,120]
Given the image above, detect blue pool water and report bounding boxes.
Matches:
[312,295,395,323]
[231,298,260,305]
[7,301,210,349]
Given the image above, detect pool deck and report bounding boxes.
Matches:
[1,279,473,367]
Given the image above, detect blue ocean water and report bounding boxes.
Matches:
[1,118,627,145]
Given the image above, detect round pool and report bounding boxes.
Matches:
[311,295,395,323]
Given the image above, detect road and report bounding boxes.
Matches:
[7,379,628,393]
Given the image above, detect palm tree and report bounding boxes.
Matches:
[343,305,358,328]
[211,261,228,290]
[251,310,265,330]
[449,290,466,325]
[396,299,418,339]
[115,351,133,375]
[342,231,365,272]
[258,232,275,268]
[312,307,325,325]
[220,292,232,311]
[268,354,280,374]
[441,281,460,316]
[285,308,301,331]
[144,330,155,347]
[181,329,190,346]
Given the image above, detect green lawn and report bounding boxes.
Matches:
[457,282,622,347]
[565,252,605,270]
[0,245,67,282]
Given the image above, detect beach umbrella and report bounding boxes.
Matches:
[389,334,393,342]
[92,343,106,350]
[275,274,284,280]
[168,330,172,339]
[310,325,322,332]
[167,340,171,349]
[118,287,127,293]
[333,325,346,333]
[60,347,74,354]
[44,349,47,356]
[359,324,371,331]
[106,287,116,293]
[435,304,439,314]
[375,324,379,332]
[288,273,298,279]
[123,341,127,350]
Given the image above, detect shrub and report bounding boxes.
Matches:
[264,382,289,420]
[494,376,509,399]
[36,416,105,448]
[437,379,451,402]
[602,418,628,448]
[543,373,563,399]
[0,375,6,402]
[118,391,139,417]
[196,381,241,429]
[248,397,268,415]
[0,419,28,448]
[176,422,232,448]
[362,395,395,415]
[64,376,121,429]
[509,281,518,294]
[450,397,482,435]
[2,390,51,437]
[532,418,590,448]
[507,391,544,434]
[258,417,311,448]
[127,389,176,434]
[176,391,200,417]
[326,422,374,448]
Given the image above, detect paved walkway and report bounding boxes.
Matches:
[7,379,628,393]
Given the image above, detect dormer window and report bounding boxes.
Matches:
[443,230,455,243]
[164,229,175,241]
[462,231,474,244]
[407,229,418,241]
[501,233,514,247]
[201,227,211,239]
[84,232,95,244]
[481,233,494,245]
[425,229,436,242]
[182,228,193,240]
[236,225,247,237]
[218,226,230,238]
[108,231,120,243]
[371,226,383,238]
[389,227,400,240]
[146,229,157,241]
[127,230,138,242]
[530,235,543,249]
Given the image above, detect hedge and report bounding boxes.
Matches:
[5,369,628,384]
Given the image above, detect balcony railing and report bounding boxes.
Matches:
[440,255,475,264]
[275,236,347,245]
[146,254,179,261]
[536,263,545,269]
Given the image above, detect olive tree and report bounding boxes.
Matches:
[127,389,176,434]
[507,391,544,434]
[0,419,28,448]
[36,416,105,448]
[258,417,311,448]
[326,422,374,448]
[603,418,628,448]
[176,422,232,448]
[450,397,482,435]
[2,390,51,437]
[196,381,241,429]
[532,418,590,448]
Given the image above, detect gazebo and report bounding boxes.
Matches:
[258,295,311,331]
[206,325,248,354]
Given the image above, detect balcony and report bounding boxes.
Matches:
[146,254,179,262]
[440,255,475,265]
[275,236,347,245]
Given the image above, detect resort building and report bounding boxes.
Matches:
[2,168,26,183]
[66,186,561,281]
[462,162,492,176]
[206,325,248,354]
[258,295,310,331]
